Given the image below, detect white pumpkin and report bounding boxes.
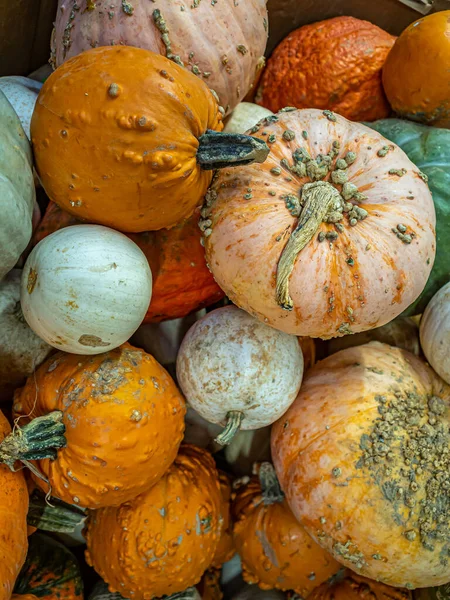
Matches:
[176,306,303,445]
[0,89,35,282]
[21,224,152,354]
[420,282,450,384]
[0,269,52,402]
[0,76,42,140]
[223,102,273,134]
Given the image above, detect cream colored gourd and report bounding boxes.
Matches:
[420,282,450,384]
[0,90,35,282]
[176,306,303,445]
[224,103,273,134]
[21,225,152,354]
[0,77,42,140]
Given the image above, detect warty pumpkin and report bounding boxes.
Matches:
[366,118,450,316]
[257,16,395,121]
[382,11,450,128]
[212,471,235,568]
[271,341,450,588]
[176,306,304,445]
[202,108,435,338]
[232,462,339,595]
[13,532,83,600]
[307,570,412,600]
[420,282,450,385]
[31,46,269,233]
[33,202,224,323]
[85,444,222,599]
[11,343,186,508]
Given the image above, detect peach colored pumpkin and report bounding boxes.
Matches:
[51,0,268,115]
[203,108,435,338]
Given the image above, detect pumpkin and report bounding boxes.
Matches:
[176,306,303,445]
[212,471,235,568]
[85,444,222,599]
[0,269,52,402]
[271,341,450,588]
[202,108,435,338]
[88,580,201,600]
[224,103,273,134]
[14,532,83,600]
[0,77,42,140]
[225,427,272,476]
[33,202,224,323]
[365,118,450,316]
[21,224,152,354]
[0,410,29,600]
[12,343,186,508]
[327,316,420,357]
[256,17,395,121]
[197,568,223,600]
[382,11,450,127]
[420,282,450,385]
[31,46,269,233]
[0,89,35,282]
[308,570,412,600]
[232,462,340,595]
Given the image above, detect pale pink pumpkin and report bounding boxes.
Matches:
[202,108,435,339]
[51,0,268,114]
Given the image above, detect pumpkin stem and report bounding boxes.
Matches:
[27,488,86,533]
[197,130,269,170]
[258,462,285,505]
[214,410,243,446]
[276,181,343,310]
[0,411,66,470]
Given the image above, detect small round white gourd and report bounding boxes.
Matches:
[420,282,450,384]
[223,102,273,134]
[176,306,304,445]
[21,224,152,354]
[0,76,42,140]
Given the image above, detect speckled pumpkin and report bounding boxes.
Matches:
[257,16,395,121]
[232,462,339,595]
[308,570,412,599]
[12,343,186,508]
[212,471,235,568]
[382,11,450,128]
[271,341,450,588]
[33,202,224,323]
[31,46,268,233]
[85,444,222,599]
[202,108,435,338]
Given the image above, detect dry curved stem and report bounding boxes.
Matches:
[215,410,244,446]
[197,130,269,170]
[259,462,285,505]
[276,181,343,310]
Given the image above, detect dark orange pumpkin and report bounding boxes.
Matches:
[307,569,412,600]
[212,470,235,568]
[257,16,395,121]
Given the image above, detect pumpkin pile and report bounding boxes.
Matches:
[3,1,450,599]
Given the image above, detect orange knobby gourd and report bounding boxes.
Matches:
[33,202,224,322]
[85,444,222,599]
[31,46,269,233]
[257,16,395,121]
[383,11,450,128]
[11,343,186,508]
[232,462,340,595]
[307,570,412,599]
[211,470,235,568]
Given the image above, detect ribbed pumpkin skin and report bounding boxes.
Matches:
[309,570,411,599]
[257,17,395,121]
[85,444,222,599]
[0,411,29,600]
[212,471,235,568]
[14,533,83,600]
[33,202,224,323]
[31,46,222,233]
[382,11,450,128]
[13,343,186,508]
[232,472,340,595]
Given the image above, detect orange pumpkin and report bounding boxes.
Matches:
[232,462,339,595]
[307,570,412,599]
[257,17,395,121]
[31,46,268,233]
[12,343,185,508]
[212,471,235,568]
[382,11,450,128]
[85,444,222,599]
[0,411,29,600]
[271,341,450,588]
[33,202,224,323]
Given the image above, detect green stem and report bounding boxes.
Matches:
[197,130,269,171]
[28,488,86,533]
[258,462,285,505]
[214,410,244,446]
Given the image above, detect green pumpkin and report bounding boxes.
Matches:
[364,118,450,316]
[13,532,83,600]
